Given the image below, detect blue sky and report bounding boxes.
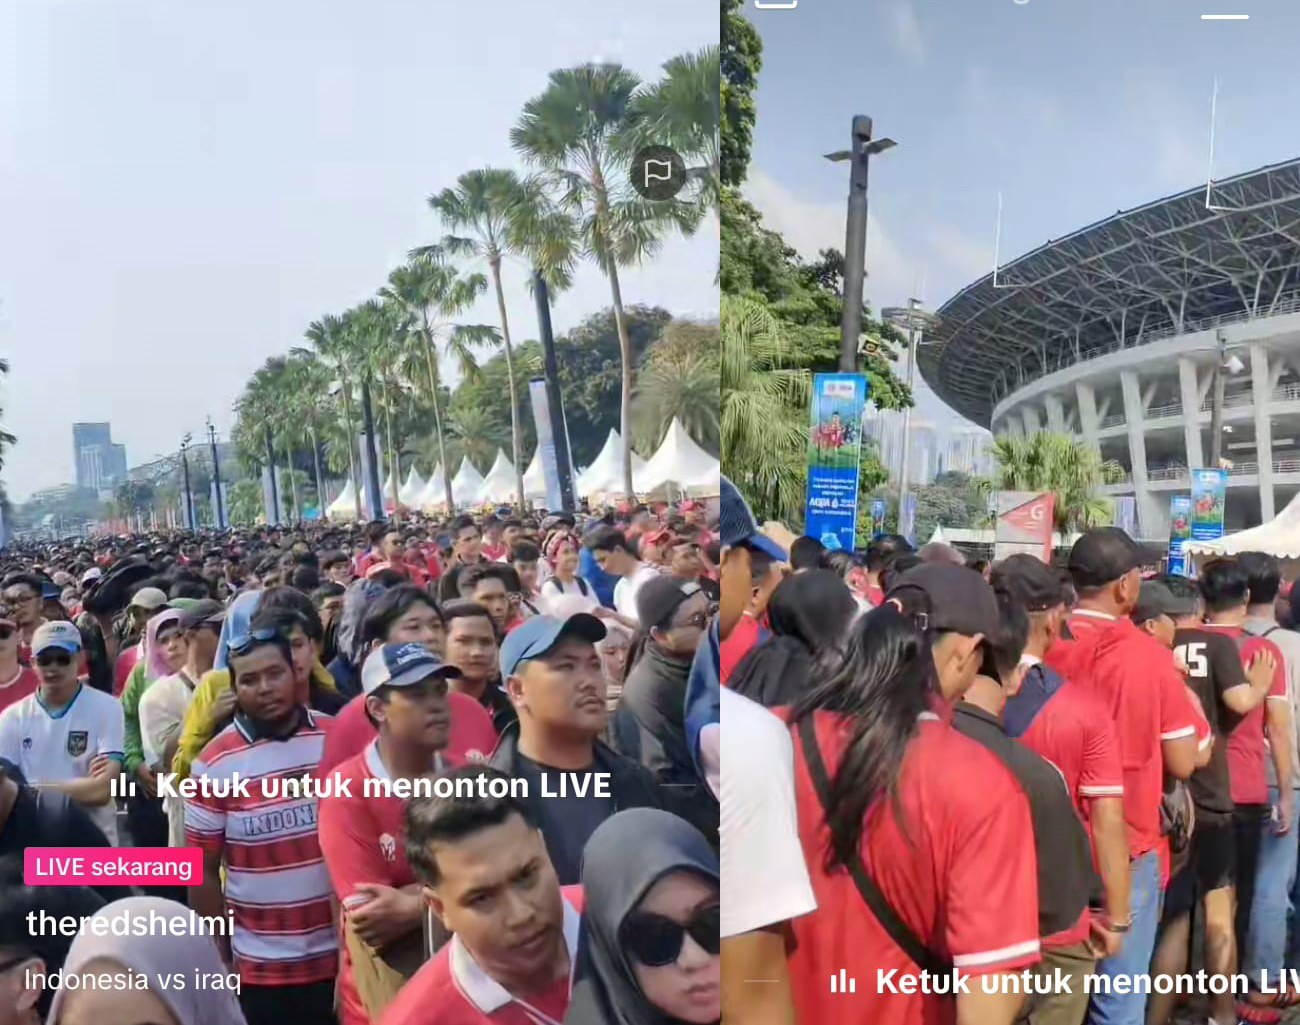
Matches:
[743,0,1300,426]
[0,0,717,500]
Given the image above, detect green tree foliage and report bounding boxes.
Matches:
[720,0,762,187]
[988,431,1125,533]
[912,472,990,544]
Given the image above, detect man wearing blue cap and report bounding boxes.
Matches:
[0,621,125,845]
[489,613,660,884]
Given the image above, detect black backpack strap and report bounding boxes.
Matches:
[796,716,952,977]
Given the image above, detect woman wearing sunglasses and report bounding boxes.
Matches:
[566,808,720,1025]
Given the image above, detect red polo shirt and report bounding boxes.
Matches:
[0,667,38,717]
[379,887,584,1025]
[786,710,1040,1023]
[719,612,764,684]
[1200,623,1288,805]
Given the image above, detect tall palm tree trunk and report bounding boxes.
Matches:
[309,427,326,518]
[489,256,527,512]
[382,379,400,514]
[339,378,363,520]
[421,319,456,512]
[592,172,637,498]
[284,446,300,521]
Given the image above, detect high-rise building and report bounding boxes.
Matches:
[72,423,128,493]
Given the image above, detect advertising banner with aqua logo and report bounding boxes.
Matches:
[804,372,868,551]
[1190,468,1228,542]
[1168,494,1193,575]
[869,498,887,538]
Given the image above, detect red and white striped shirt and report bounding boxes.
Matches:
[185,709,338,987]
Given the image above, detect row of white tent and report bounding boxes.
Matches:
[325,418,719,519]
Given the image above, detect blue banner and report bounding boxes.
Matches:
[1168,495,1192,575]
[528,377,563,510]
[869,498,887,539]
[804,373,868,551]
[1190,468,1227,542]
[900,493,917,546]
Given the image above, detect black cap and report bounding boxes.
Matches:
[636,575,704,630]
[888,563,999,638]
[1131,580,1178,624]
[1068,527,1143,589]
[990,554,1065,611]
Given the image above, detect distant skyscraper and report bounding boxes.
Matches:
[864,411,992,487]
[72,423,128,493]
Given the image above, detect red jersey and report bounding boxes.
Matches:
[787,711,1040,1024]
[1201,623,1288,805]
[379,887,585,1025]
[355,549,384,577]
[113,645,141,697]
[1061,617,1200,858]
[0,667,38,717]
[317,691,497,779]
[319,740,448,1025]
[185,710,338,987]
[719,613,763,684]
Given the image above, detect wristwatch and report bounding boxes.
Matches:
[1099,914,1132,933]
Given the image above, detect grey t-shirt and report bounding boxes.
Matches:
[1244,615,1300,790]
[515,753,616,885]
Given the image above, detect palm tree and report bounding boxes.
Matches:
[420,169,562,510]
[512,64,697,498]
[382,256,498,511]
[632,351,720,453]
[720,294,810,521]
[985,431,1126,533]
[282,353,332,515]
[448,406,507,469]
[352,298,407,514]
[634,46,721,215]
[300,314,363,520]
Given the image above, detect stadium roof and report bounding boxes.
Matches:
[919,157,1300,427]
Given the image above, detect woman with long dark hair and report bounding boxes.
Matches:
[727,569,857,708]
[783,566,1042,1025]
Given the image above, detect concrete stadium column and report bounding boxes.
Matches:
[1076,382,1101,451]
[1177,358,1205,469]
[1022,406,1042,435]
[1121,369,1159,537]
[1251,343,1276,521]
[1045,392,1067,434]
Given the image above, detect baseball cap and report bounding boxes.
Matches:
[80,567,103,586]
[718,474,786,562]
[888,563,1000,639]
[1068,527,1144,589]
[32,620,82,656]
[128,587,169,612]
[179,599,227,630]
[641,526,674,547]
[636,576,704,632]
[499,613,607,678]
[1131,581,1179,624]
[990,554,1065,612]
[362,641,460,696]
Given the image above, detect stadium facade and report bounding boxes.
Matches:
[919,158,1300,540]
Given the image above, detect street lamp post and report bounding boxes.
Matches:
[207,417,225,530]
[361,374,383,521]
[826,115,896,372]
[179,434,195,531]
[882,301,940,518]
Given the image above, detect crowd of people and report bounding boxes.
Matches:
[719,517,1300,1025]
[0,499,726,1025]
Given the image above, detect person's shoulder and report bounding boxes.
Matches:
[194,668,230,700]
[78,685,121,711]
[721,687,791,749]
[194,722,248,768]
[378,948,459,1025]
[915,717,1024,796]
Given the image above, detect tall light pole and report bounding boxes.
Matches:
[207,417,225,530]
[826,115,896,371]
[179,433,195,531]
[883,301,940,515]
[1209,329,1227,469]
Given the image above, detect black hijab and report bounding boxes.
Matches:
[727,568,857,707]
[565,809,719,1025]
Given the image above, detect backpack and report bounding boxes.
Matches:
[544,575,590,598]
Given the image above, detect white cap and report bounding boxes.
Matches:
[32,620,82,655]
[80,567,103,586]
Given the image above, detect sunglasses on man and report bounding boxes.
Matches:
[35,650,73,668]
[621,902,720,966]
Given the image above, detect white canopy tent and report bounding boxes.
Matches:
[1184,490,1300,563]
[416,463,447,511]
[475,450,519,506]
[326,479,359,521]
[380,472,400,511]
[633,418,720,497]
[522,450,549,501]
[398,466,425,506]
[450,457,485,509]
[575,429,647,498]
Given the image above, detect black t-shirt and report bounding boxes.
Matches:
[1173,627,1245,815]
[514,753,616,886]
[0,786,133,902]
[952,702,1097,938]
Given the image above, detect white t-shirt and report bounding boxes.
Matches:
[613,563,662,623]
[139,671,198,847]
[720,686,816,938]
[0,684,125,845]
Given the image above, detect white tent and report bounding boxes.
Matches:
[398,466,425,506]
[416,463,447,511]
[475,450,519,505]
[929,525,947,545]
[380,472,401,511]
[326,479,359,521]
[575,429,647,498]
[633,419,720,496]
[522,449,549,500]
[450,457,485,509]
[1184,490,1300,561]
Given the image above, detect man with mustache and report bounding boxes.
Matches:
[489,613,660,885]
